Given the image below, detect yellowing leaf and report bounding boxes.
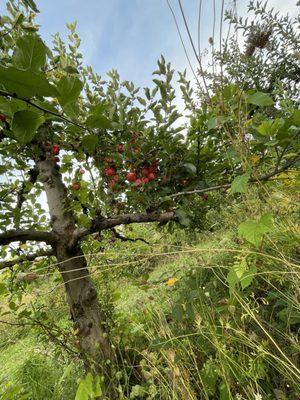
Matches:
[20,244,29,249]
[250,155,260,165]
[166,277,178,287]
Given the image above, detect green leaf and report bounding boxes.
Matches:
[172,304,183,322]
[137,96,146,106]
[23,0,40,12]
[0,67,57,98]
[230,171,251,194]
[246,92,274,107]
[13,34,46,71]
[0,282,7,296]
[85,114,112,130]
[82,135,99,153]
[75,373,93,400]
[257,119,283,136]
[227,258,247,292]
[240,264,257,290]
[64,66,79,74]
[175,209,190,226]
[219,381,231,400]
[291,109,300,126]
[183,162,197,174]
[12,110,45,144]
[238,213,274,247]
[56,76,83,107]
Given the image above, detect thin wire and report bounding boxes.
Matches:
[197,0,203,58]
[177,0,210,97]
[165,0,201,88]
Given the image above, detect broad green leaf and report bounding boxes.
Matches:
[227,258,247,292]
[13,34,46,71]
[85,113,112,130]
[246,92,274,107]
[75,373,93,400]
[56,76,83,107]
[175,209,190,226]
[230,171,251,194]
[82,135,99,153]
[238,213,274,247]
[12,110,45,144]
[291,109,300,126]
[0,67,57,98]
[64,66,79,74]
[172,303,183,322]
[240,264,257,290]
[257,119,283,136]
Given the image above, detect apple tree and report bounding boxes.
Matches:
[0,0,299,393]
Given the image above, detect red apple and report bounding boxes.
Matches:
[142,177,149,184]
[52,144,60,155]
[148,172,156,181]
[0,115,6,122]
[202,194,209,201]
[135,178,143,186]
[141,168,149,177]
[117,143,123,153]
[104,157,114,164]
[126,172,137,182]
[104,167,116,177]
[79,168,85,174]
[72,182,81,190]
[54,156,60,163]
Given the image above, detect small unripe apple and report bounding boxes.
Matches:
[126,172,137,182]
[52,144,60,155]
[117,143,123,153]
[72,182,81,190]
[104,167,116,177]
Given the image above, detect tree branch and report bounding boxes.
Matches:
[74,211,175,243]
[111,228,150,244]
[168,156,300,199]
[0,249,54,271]
[0,229,57,246]
[0,90,89,133]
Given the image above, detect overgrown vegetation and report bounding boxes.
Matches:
[0,0,299,399]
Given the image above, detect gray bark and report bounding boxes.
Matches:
[37,158,115,380]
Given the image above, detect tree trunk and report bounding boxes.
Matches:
[37,157,116,390]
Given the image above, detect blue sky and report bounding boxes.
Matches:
[1,0,298,88]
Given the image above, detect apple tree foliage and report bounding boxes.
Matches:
[0,0,299,383]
